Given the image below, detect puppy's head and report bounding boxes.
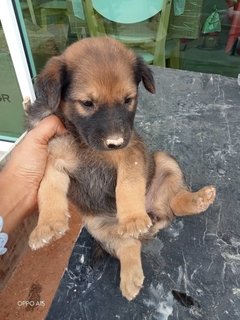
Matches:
[29,37,155,151]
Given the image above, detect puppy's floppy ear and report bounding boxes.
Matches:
[34,56,67,111]
[25,56,69,129]
[134,57,156,94]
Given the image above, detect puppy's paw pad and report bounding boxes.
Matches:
[194,186,216,213]
[118,215,152,238]
[120,267,144,301]
[29,220,69,250]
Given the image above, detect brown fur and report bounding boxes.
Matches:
[25,37,216,301]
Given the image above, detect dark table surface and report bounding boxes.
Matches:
[47,67,240,320]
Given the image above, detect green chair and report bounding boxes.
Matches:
[81,0,180,67]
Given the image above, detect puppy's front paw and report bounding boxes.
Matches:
[118,214,152,238]
[29,219,69,250]
[120,264,144,301]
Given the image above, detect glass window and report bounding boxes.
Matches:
[0,21,24,141]
[18,0,240,77]
[19,0,88,73]
[178,0,240,77]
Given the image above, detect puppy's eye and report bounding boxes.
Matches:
[80,100,94,108]
[124,97,133,105]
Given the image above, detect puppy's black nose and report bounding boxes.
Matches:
[105,136,124,149]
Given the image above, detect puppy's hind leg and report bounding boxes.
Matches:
[146,152,216,235]
[85,215,144,301]
[170,186,216,217]
[29,134,78,250]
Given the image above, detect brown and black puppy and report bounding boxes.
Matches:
[24,37,216,301]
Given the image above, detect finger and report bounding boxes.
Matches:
[30,115,67,144]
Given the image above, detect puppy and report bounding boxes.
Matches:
[24,37,216,301]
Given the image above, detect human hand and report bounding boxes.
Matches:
[1,115,66,213]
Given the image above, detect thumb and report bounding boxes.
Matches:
[30,115,67,144]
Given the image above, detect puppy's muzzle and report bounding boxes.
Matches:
[105,135,124,149]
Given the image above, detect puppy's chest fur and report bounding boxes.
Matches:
[68,150,117,215]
